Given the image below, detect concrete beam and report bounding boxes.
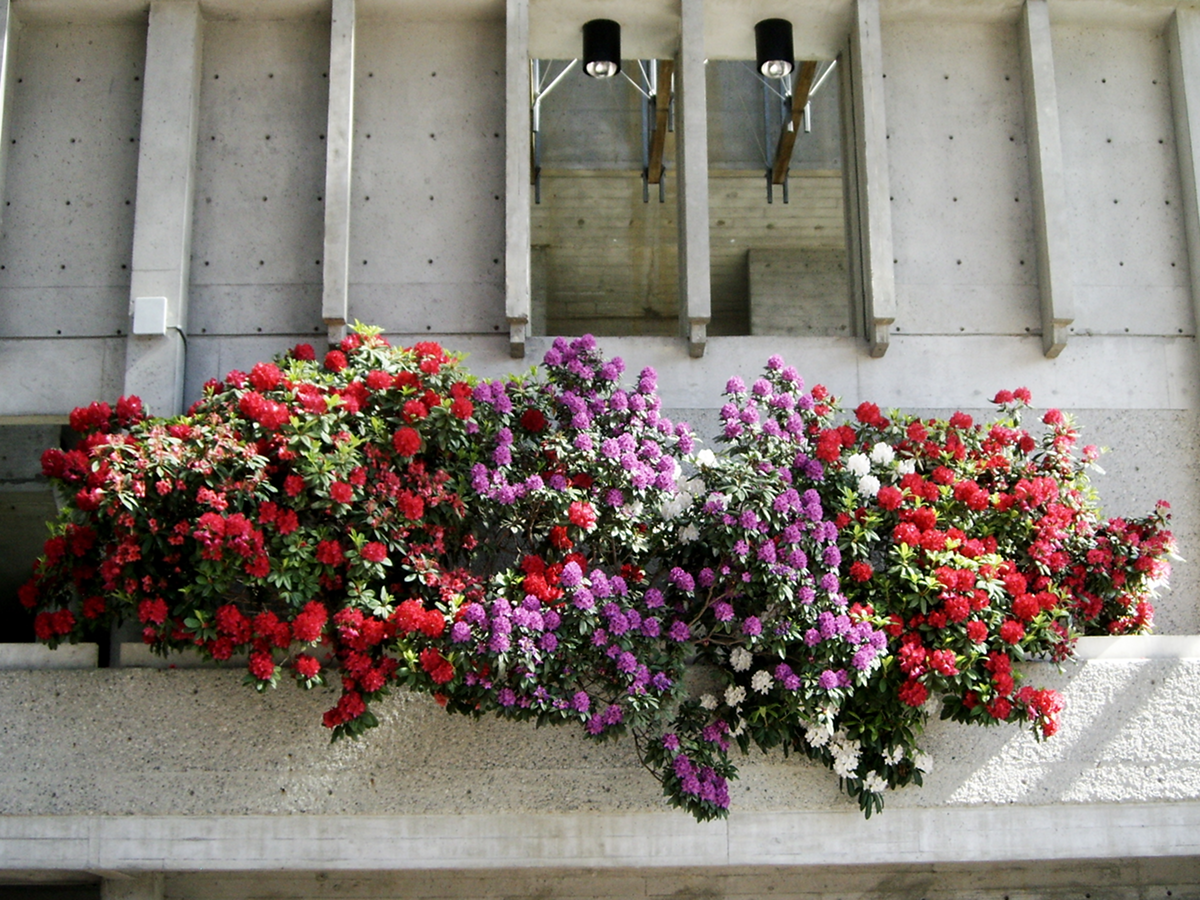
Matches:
[1169,10,1200,348]
[322,0,355,346]
[846,0,896,358]
[124,1,204,416]
[1020,0,1074,358]
[505,0,530,358]
[102,874,163,900]
[676,0,710,358]
[0,0,17,226]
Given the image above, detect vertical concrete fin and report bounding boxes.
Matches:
[0,0,18,227]
[323,0,355,342]
[124,0,204,416]
[1169,10,1200,344]
[505,0,530,358]
[849,0,896,358]
[102,875,164,900]
[1020,0,1074,358]
[677,0,710,358]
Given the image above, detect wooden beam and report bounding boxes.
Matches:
[647,59,673,185]
[771,60,818,185]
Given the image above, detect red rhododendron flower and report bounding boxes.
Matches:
[247,650,275,681]
[315,540,345,566]
[291,343,316,360]
[361,542,388,563]
[568,501,597,530]
[987,697,1012,720]
[520,407,547,432]
[849,560,873,582]
[365,370,392,391]
[249,362,283,392]
[965,619,988,643]
[392,427,421,456]
[999,619,1025,644]
[876,485,903,510]
[329,482,353,504]
[137,597,169,625]
[419,647,455,684]
[451,397,474,419]
[898,678,928,707]
[294,654,321,679]
[549,525,573,550]
[292,601,328,643]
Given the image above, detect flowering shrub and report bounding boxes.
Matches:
[21,326,1174,821]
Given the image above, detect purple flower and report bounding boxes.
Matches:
[667,620,691,642]
[651,672,672,691]
[640,617,660,637]
[591,571,612,598]
[540,632,559,652]
[739,509,759,530]
[662,733,680,751]
[543,610,561,631]
[601,438,620,459]
[572,588,595,610]
[823,545,842,567]
[726,376,746,394]
[733,540,750,558]
[757,542,777,564]
[742,616,762,636]
[561,561,583,588]
[818,611,837,638]
[450,621,472,643]
[604,488,624,508]
[462,603,485,625]
[574,433,594,451]
[820,572,840,593]
[572,691,591,713]
[617,651,638,673]
[638,366,657,392]
[669,567,695,592]
[818,670,839,690]
[644,588,664,608]
[492,445,512,466]
[586,715,605,735]
[752,378,772,397]
[804,628,821,646]
[603,704,624,725]
[712,602,734,622]
[498,688,517,706]
[852,646,876,670]
[798,585,815,604]
[488,633,510,653]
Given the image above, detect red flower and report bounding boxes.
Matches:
[315,540,345,566]
[898,678,928,707]
[893,522,920,546]
[520,407,547,432]
[987,697,1012,720]
[451,397,474,419]
[138,597,169,625]
[291,343,316,361]
[361,542,388,563]
[419,647,455,684]
[965,619,988,643]
[876,485,903,510]
[393,427,421,456]
[568,501,597,530]
[949,411,973,429]
[849,560,873,582]
[1043,408,1065,426]
[1013,386,1032,403]
[403,399,429,421]
[999,619,1025,644]
[329,482,353,504]
[284,474,305,497]
[292,601,328,642]
[549,525,573,550]
[276,509,299,535]
[82,596,106,619]
[248,650,275,681]
[249,362,283,392]
[855,401,882,426]
[294,654,321,679]
[929,649,959,676]
[365,370,392,391]
[991,389,1014,404]
[324,350,348,372]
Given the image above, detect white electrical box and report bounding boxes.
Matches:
[132,296,169,336]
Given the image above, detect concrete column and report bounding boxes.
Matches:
[322,0,355,345]
[0,0,18,224]
[101,874,164,900]
[1169,10,1200,342]
[124,0,203,416]
[675,0,710,358]
[1020,0,1074,358]
[847,0,895,358]
[504,0,530,358]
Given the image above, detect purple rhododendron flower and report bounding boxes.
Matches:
[742,616,762,636]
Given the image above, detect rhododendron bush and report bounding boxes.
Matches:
[21,325,1174,821]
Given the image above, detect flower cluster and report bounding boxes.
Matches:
[20,326,1173,822]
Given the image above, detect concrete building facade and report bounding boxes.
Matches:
[1,0,1200,897]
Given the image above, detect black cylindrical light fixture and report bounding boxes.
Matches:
[583,19,621,78]
[755,18,795,79]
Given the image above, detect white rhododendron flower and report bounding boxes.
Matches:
[730,718,747,737]
[863,771,889,793]
[870,441,895,466]
[694,448,718,468]
[659,494,689,520]
[913,751,934,774]
[750,669,774,694]
[724,684,747,707]
[897,459,917,476]
[730,647,753,672]
[679,523,700,543]
[857,474,881,497]
[699,693,718,711]
[804,721,831,748]
[882,746,904,766]
[847,453,871,477]
[622,500,644,520]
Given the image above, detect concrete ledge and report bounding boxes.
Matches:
[0,643,96,670]
[1075,635,1200,659]
[1,802,1199,873]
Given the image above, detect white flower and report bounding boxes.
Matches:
[682,476,705,497]
[622,500,644,520]
[863,771,889,793]
[803,721,831,747]
[913,751,933,775]
[699,693,718,710]
[847,453,871,477]
[659,494,689,520]
[832,750,860,779]
[857,474,881,497]
[750,669,774,694]
[724,684,747,707]
[730,647,753,672]
[694,448,717,468]
[730,718,747,737]
[869,442,895,466]
[897,459,916,476]
[882,746,904,766]
[679,523,700,543]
